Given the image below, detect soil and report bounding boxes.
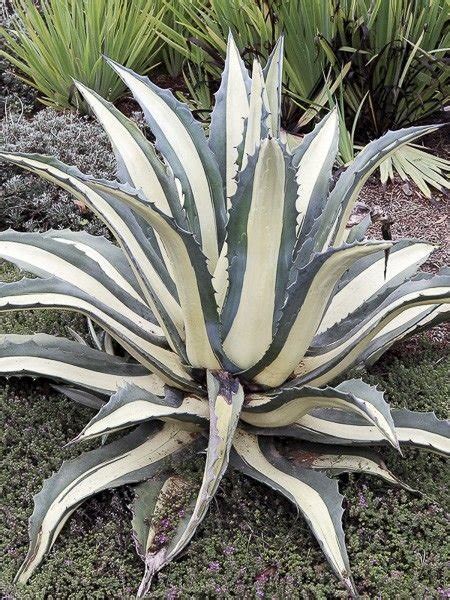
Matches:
[359,128,449,273]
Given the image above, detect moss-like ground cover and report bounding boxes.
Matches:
[1,260,449,599]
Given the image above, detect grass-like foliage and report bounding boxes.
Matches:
[155,0,450,196]
[0,0,164,111]
[0,35,448,597]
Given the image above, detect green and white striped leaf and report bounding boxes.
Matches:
[73,81,185,222]
[105,58,226,268]
[222,140,297,370]
[0,333,164,395]
[242,379,398,449]
[0,277,195,390]
[131,473,193,558]
[42,229,144,300]
[316,124,440,250]
[244,241,392,388]
[360,304,450,366]
[241,59,269,170]
[85,179,224,370]
[263,36,284,137]
[0,229,162,337]
[73,80,187,271]
[285,441,415,492]
[278,408,450,457]
[140,371,244,584]
[15,422,201,584]
[73,384,208,443]
[131,474,196,598]
[0,152,185,350]
[292,109,339,239]
[209,31,251,200]
[231,430,356,596]
[297,273,450,387]
[317,240,434,335]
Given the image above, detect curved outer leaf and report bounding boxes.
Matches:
[73,81,184,221]
[132,474,196,598]
[86,179,225,370]
[131,474,171,561]
[15,422,201,585]
[42,229,144,300]
[242,379,399,450]
[272,408,450,456]
[141,370,244,584]
[131,473,192,559]
[292,109,339,239]
[73,384,208,442]
[359,304,450,366]
[0,277,196,390]
[52,385,106,410]
[244,241,392,387]
[0,334,165,395]
[0,152,185,350]
[0,229,162,336]
[209,31,251,200]
[285,441,416,492]
[317,240,434,335]
[231,430,356,596]
[222,140,297,369]
[296,273,450,387]
[73,81,186,272]
[105,58,226,268]
[263,36,284,137]
[316,124,440,250]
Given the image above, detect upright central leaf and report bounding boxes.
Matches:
[223,139,296,369]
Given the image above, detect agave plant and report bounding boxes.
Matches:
[1,34,449,597]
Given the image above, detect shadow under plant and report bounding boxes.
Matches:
[0,262,448,599]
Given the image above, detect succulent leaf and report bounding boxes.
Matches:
[15,423,201,585]
[139,370,244,585]
[286,441,416,492]
[231,430,356,597]
[242,379,399,450]
[105,58,227,267]
[0,333,163,394]
[209,31,251,200]
[245,241,392,387]
[265,408,450,456]
[0,277,194,389]
[85,179,226,370]
[73,384,208,443]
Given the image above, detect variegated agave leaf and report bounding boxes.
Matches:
[0,33,448,597]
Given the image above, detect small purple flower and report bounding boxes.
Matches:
[156,533,169,545]
[358,490,367,507]
[223,545,235,556]
[166,586,180,600]
[208,561,220,572]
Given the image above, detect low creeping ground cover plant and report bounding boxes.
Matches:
[0,34,449,598]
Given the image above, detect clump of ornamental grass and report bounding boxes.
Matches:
[0,34,448,598]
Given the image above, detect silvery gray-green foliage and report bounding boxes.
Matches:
[1,108,113,235]
[0,34,449,598]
